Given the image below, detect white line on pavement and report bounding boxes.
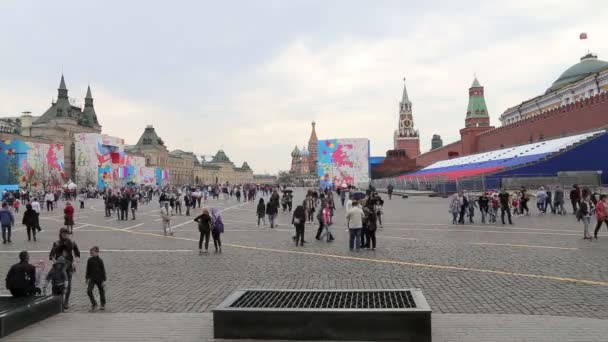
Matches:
[170,219,195,231]
[73,224,91,230]
[122,223,144,231]
[0,249,193,253]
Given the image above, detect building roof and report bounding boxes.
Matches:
[80,85,99,127]
[546,53,608,93]
[212,149,231,163]
[471,77,481,87]
[241,162,251,170]
[200,162,221,170]
[136,125,165,146]
[309,121,318,143]
[466,77,489,118]
[291,145,301,158]
[300,146,309,157]
[401,78,410,103]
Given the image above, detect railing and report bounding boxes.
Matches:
[373,171,603,195]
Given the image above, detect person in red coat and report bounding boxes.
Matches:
[594,195,608,239]
[64,202,75,234]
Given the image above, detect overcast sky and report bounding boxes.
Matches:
[0,0,606,174]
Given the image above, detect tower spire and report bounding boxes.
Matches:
[58,74,68,99]
[400,78,411,114]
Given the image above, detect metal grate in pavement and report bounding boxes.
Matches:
[228,290,417,309]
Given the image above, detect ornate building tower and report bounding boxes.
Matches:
[307,121,318,175]
[290,146,301,175]
[460,77,493,155]
[394,78,420,157]
[300,146,310,174]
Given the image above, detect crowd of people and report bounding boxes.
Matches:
[289,186,385,251]
[448,184,608,239]
[3,182,391,313]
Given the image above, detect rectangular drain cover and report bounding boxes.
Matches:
[214,289,431,341]
[229,290,417,309]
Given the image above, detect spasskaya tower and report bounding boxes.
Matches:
[394,78,420,157]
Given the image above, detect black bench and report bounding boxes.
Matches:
[0,295,63,338]
[214,289,432,341]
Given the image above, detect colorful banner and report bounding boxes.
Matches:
[317,138,370,189]
[0,139,65,188]
[77,133,167,189]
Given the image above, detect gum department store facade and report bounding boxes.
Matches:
[1,75,254,187]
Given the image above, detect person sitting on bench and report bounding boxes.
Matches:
[5,251,39,297]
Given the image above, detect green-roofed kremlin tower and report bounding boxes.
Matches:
[465,77,490,128]
[460,77,494,155]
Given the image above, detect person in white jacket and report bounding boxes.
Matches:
[160,202,173,236]
[345,201,364,251]
[44,192,55,211]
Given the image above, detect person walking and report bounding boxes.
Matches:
[578,195,594,240]
[320,201,334,242]
[45,192,54,211]
[64,202,75,234]
[594,194,608,239]
[366,208,378,250]
[174,192,182,215]
[211,208,224,253]
[256,198,266,227]
[536,187,547,214]
[184,192,192,216]
[266,199,278,228]
[194,208,212,254]
[78,191,86,209]
[387,184,394,200]
[103,192,112,217]
[346,200,364,251]
[85,246,107,311]
[545,188,554,214]
[499,189,513,225]
[160,202,173,236]
[22,204,38,241]
[292,201,306,247]
[13,198,20,214]
[1,202,15,244]
[119,194,130,221]
[570,184,581,215]
[31,198,42,232]
[520,187,530,215]
[49,228,80,310]
[478,193,490,224]
[305,195,315,224]
[449,193,461,224]
[554,186,565,215]
[45,256,67,300]
[130,193,138,220]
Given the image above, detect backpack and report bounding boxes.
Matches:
[577,201,588,220]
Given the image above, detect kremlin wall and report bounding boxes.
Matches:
[372,52,608,180]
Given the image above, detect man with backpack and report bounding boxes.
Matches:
[6,251,38,297]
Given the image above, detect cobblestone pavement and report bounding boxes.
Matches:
[5,312,608,342]
[1,190,608,340]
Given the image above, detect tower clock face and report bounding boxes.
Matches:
[402,119,412,128]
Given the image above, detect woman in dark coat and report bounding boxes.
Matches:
[22,204,38,241]
[256,198,266,227]
[194,209,213,254]
[292,201,307,247]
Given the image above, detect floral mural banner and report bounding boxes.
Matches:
[317,138,370,189]
[0,139,65,189]
[76,133,167,189]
